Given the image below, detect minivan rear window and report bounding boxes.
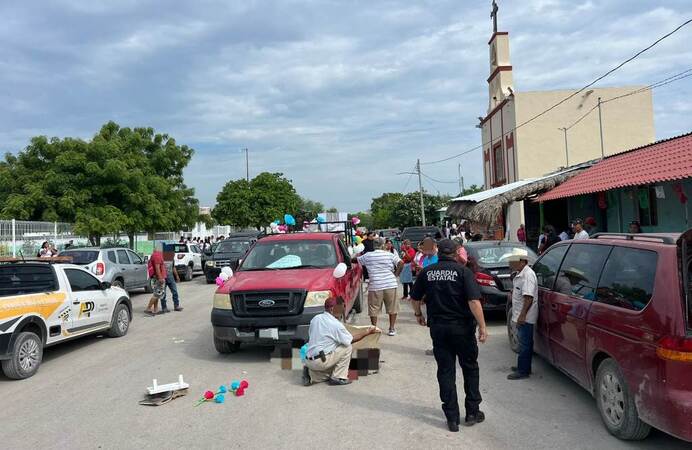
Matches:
[596,247,658,311]
[60,250,99,265]
[0,265,57,297]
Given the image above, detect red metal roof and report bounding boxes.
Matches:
[538,132,692,202]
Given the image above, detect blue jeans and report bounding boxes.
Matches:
[160,272,180,309]
[517,323,534,375]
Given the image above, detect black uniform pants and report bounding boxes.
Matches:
[430,322,481,422]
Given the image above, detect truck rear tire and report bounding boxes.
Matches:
[214,335,240,354]
[1,332,43,380]
[353,285,363,314]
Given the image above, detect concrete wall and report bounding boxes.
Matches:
[514,87,655,180]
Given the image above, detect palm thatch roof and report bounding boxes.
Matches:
[462,169,586,224]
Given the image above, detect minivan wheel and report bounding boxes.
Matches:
[506,302,519,354]
[214,335,240,354]
[1,332,43,379]
[595,358,650,440]
[112,278,124,289]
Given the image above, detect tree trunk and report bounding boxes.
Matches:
[128,232,135,250]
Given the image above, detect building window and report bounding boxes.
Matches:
[492,143,505,185]
[638,186,658,227]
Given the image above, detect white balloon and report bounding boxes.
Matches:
[355,244,365,254]
[347,247,354,257]
[220,272,230,281]
[221,267,233,276]
[333,263,347,279]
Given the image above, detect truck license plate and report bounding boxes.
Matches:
[258,328,279,340]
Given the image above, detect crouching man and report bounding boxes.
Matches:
[303,297,379,386]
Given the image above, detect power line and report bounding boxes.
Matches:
[421,18,692,166]
[420,172,458,184]
[565,67,692,130]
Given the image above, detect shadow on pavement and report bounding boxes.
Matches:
[328,389,446,429]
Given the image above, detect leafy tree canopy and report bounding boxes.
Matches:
[212,172,303,228]
[370,191,451,229]
[0,121,199,246]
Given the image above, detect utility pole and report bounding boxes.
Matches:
[244,148,249,182]
[559,127,569,167]
[416,159,426,226]
[458,163,465,195]
[597,97,605,159]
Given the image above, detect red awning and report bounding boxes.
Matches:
[538,133,692,202]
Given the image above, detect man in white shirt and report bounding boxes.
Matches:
[572,219,590,240]
[356,237,404,336]
[507,255,538,380]
[303,298,379,386]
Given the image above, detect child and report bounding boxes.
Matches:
[145,279,165,316]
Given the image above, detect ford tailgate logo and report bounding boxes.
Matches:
[258,299,275,307]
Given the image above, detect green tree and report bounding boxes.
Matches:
[370,191,451,229]
[296,197,324,223]
[212,179,255,228]
[370,193,405,229]
[326,207,338,213]
[213,172,301,228]
[348,211,373,230]
[0,122,199,246]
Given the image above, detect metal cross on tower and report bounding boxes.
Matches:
[491,0,499,33]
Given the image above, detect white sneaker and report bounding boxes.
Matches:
[387,329,396,336]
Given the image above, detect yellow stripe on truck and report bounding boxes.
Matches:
[0,293,66,321]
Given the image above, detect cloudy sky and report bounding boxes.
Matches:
[1,1,691,212]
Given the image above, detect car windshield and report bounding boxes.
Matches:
[241,240,338,270]
[60,250,99,265]
[164,244,188,253]
[467,245,537,266]
[216,241,251,253]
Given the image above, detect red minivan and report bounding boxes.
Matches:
[507,230,692,442]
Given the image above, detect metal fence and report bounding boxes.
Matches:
[0,219,240,257]
[0,220,82,257]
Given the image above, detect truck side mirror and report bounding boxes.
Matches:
[333,263,347,279]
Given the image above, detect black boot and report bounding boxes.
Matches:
[302,366,312,386]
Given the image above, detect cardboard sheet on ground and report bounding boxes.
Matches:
[346,325,381,350]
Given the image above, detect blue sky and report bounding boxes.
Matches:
[1,1,691,212]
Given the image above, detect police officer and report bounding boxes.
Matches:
[410,238,488,432]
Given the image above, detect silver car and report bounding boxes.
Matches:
[59,247,150,293]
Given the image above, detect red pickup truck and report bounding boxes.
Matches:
[211,232,363,352]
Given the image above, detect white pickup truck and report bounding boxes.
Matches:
[0,259,132,379]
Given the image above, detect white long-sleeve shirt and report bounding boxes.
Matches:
[306,312,352,358]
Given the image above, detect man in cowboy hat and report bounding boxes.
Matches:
[302,297,380,386]
[507,254,538,380]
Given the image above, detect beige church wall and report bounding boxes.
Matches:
[513,87,654,180]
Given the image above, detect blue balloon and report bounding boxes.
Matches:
[316,216,325,223]
[284,214,296,226]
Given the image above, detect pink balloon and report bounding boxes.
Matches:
[215,277,224,286]
[352,217,361,225]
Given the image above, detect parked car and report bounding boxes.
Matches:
[0,259,132,379]
[204,237,257,283]
[506,231,692,442]
[400,226,442,246]
[165,243,203,281]
[211,232,363,353]
[59,247,150,293]
[464,241,537,310]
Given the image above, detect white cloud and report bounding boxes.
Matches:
[1,0,691,212]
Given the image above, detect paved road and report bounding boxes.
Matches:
[0,278,688,449]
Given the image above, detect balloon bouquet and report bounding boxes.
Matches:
[215,266,234,287]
